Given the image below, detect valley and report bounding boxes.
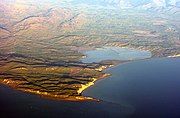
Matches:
[0,0,179,101]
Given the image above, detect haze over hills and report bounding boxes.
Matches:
[69,0,180,7]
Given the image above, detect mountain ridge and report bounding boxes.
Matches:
[69,0,180,8]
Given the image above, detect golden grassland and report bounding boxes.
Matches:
[0,59,112,101]
[0,1,179,101]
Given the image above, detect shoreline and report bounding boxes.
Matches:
[0,56,179,102]
[80,56,180,100]
[0,79,97,102]
[168,54,180,58]
[0,65,112,102]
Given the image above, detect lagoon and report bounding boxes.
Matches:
[81,47,151,63]
[0,46,179,118]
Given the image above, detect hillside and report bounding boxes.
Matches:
[0,0,179,100]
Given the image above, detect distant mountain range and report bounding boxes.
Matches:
[70,0,180,8]
[2,0,180,9]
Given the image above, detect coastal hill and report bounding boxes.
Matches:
[0,0,179,100]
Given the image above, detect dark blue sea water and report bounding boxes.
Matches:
[0,85,131,118]
[83,58,180,118]
[0,58,180,118]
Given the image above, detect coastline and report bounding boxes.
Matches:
[0,79,96,102]
[168,54,180,58]
[0,57,153,102]
[0,55,179,102]
[80,56,180,100]
[0,65,112,102]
